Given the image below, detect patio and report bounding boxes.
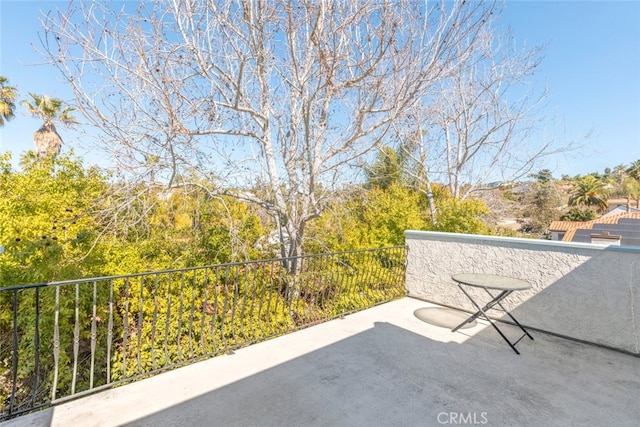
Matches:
[4,297,639,427]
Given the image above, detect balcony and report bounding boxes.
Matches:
[1,234,639,426]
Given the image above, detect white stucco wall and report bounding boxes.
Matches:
[405,231,640,355]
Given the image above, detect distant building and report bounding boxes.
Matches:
[601,205,640,217]
[509,184,530,196]
[549,212,640,247]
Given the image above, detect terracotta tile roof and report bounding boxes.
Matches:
[563,229,578,242]
[549,212,640,242]
[549,220,589,232]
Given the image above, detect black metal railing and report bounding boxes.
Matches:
[0,246,406,420]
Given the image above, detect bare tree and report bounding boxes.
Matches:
[40,0,499,265]
[396,18,576,200]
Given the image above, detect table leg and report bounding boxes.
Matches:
[451,285,532,354]
[451,287,510,333]
[486,289,534,342]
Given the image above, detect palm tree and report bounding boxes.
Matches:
[628,159,640,181]
[568,176,608,213]
[23,94,78,158]
[621,177,640,210]
[0,76,17,126]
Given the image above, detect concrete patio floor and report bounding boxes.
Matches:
[4,297,639,427]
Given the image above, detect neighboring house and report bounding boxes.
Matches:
[509,183,531,196]
[601,204,640,217]
[549,212,640,247]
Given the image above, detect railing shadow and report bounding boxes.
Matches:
[113,317,639,427]
[3,299,639,426]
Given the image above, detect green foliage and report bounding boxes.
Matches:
[195,196,266,264]
[0,152,107,286]
[621,177,640,202]
[568,176,608,213]
[0,136,510,414]
[627,160,640,181]
[102,250,405,382]
[307,181,499,251]
[306,184,429,252]
[0,153,111,408]
[93,187,268,276]
[0,76,17,126]
[1,248,405,410]
[502,191,517,201]
[22,94,78,126]
[560,207,597,222]
[365,146,408,190]
[432,198,491,235]
[531,169,553,184]
[521,182,562,234]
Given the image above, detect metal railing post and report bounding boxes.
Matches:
[0,247,405,421]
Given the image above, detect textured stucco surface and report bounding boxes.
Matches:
[405,231,640,354]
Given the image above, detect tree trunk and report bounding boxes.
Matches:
[33,120,63,159]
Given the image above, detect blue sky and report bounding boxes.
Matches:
[497,0,640,176]
[1,0,639,178]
